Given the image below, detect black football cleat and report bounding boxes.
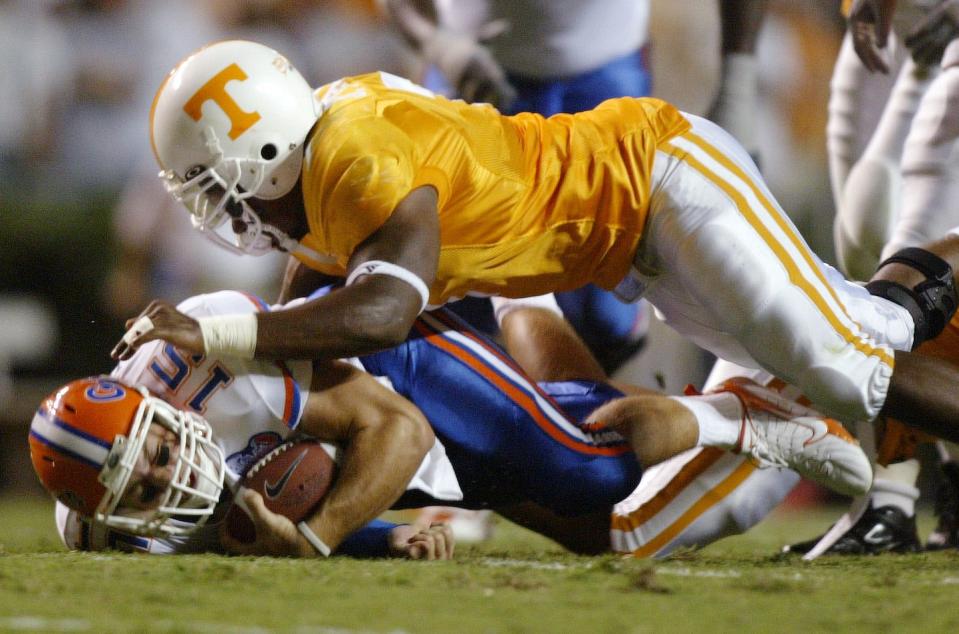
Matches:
[926,459,959,551]
[781,504,921,556]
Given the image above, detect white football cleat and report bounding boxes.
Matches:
[713,378,873,496]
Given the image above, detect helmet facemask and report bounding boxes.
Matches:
[96,387,226,537]
[160,126,303,256]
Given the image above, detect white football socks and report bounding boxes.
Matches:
[870,460,920,516]
[670,393,744,450]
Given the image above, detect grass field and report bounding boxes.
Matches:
[0,496,957,633]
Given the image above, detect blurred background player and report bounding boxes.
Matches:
[801,0,959,555]
[707,0,768,164]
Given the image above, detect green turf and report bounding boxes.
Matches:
[1,496,957,633]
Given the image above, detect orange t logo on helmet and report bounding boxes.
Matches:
[183,63,261,140]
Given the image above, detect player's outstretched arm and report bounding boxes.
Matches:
[297,360,435,553]
[223,360,435,557]
[113,187,440,362]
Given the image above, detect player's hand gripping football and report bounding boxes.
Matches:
[220,488,316,558]
[111,300,204,361]
[388,518,455,560]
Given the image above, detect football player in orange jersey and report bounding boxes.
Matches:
[114,40,958,436]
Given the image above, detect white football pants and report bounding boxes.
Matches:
[620,113,913,422]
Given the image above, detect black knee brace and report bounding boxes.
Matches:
[866,247,958,349]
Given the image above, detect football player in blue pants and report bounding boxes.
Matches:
[38,288,866,558]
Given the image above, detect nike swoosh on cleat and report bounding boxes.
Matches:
[263,448,309,500]
[798,419,829,447]
[862,525,888,545]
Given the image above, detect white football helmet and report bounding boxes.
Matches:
[150,40,321,255]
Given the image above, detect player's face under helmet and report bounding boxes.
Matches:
[150,39,321,255]
[28,377,226,537]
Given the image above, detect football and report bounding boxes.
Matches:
[224,439,336,543]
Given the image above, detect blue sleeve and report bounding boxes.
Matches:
[334,519,399,558]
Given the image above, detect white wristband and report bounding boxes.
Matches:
[197,314,257,359]
[297,521,332,557]
[346,260,430,313]
[490,294,563,328]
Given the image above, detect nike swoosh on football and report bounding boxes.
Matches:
[263,448,310,500]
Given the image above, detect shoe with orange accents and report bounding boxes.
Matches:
[712,377,873,497]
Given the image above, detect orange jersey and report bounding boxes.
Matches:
[297,72,690,304]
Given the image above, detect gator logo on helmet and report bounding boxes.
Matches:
[84,379,126,403]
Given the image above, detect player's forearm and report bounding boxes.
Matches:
[255,277,423,360]
[304,411,434,550]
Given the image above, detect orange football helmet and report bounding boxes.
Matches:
[29,377,226,536]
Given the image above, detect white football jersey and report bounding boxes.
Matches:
[113,291,315,479]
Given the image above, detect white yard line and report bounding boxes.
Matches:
[0,617,409,634]
[0,617,90,632]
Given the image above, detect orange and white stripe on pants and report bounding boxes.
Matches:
[664,128,895,371]
[639,113,901,421]
[610,364,810,558]
[611,448,755,557]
